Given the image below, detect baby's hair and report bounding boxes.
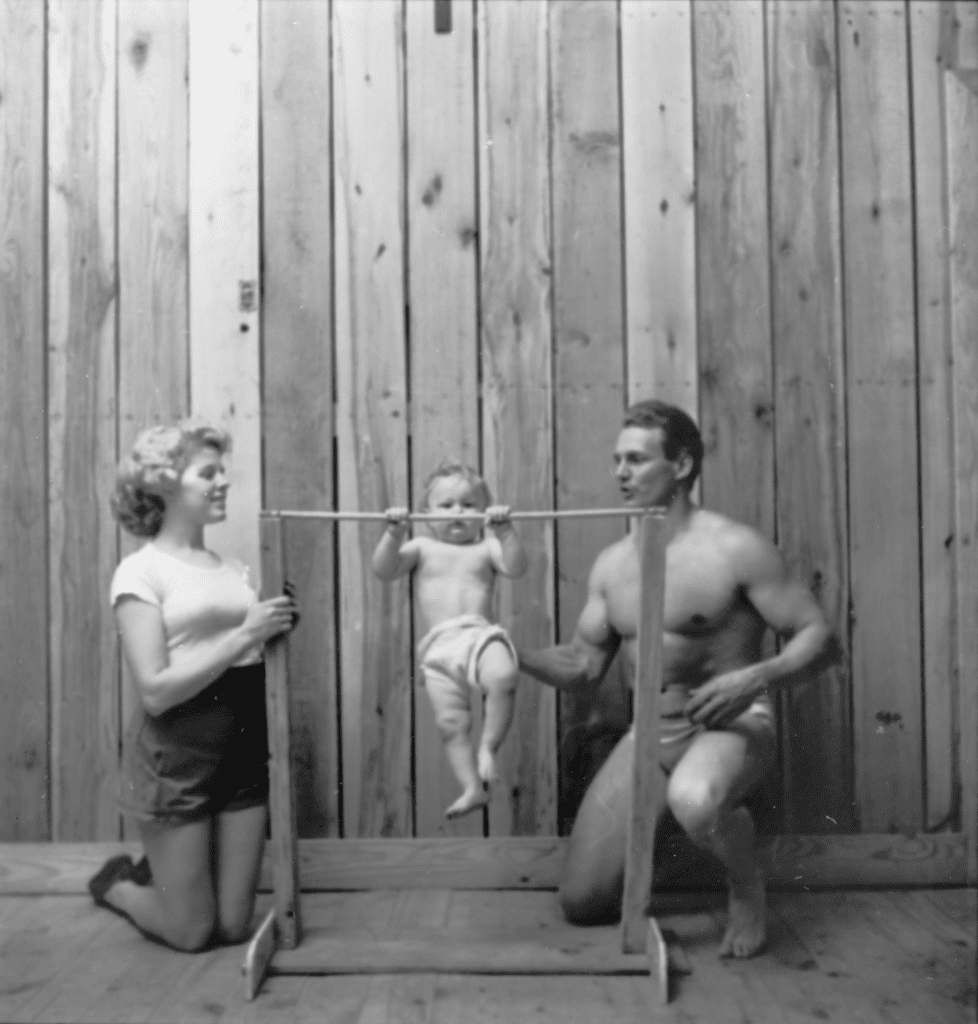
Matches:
[420,460,492,510]
[112,417,231,538]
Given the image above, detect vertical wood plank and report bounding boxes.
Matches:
[260,0,338,838]
[478,0,558,838]
[838,0,923,833]
[767,0,853,833]
[117,0,190,839]
[621,514,666,954]
[909,0,957,832]
[550,0,629,835]
[260,517,301,948]
[117,0,189,450]
[0,0,49,840]
[621,0,697,418]
[693,0,774,536]
[693,0,779,832]
[334,0,413,838]
[47,0,119,840]
[405,0,483,840]
[188,0,261,580]
[945,0,978,882]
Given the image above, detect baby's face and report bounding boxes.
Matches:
[425,474,485,545]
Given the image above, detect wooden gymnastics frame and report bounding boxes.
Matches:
[244,506,671,1002]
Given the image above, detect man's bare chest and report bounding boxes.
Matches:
[603,546,743,641]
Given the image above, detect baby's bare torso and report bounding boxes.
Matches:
[413,537,499,635]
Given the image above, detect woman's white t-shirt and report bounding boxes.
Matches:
[110,543,262,669]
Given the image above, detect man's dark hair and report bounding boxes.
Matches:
[622,399,704,489]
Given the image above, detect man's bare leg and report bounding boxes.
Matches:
[558,730,634,924]
[475,641,518,785]
[666,720,774,958]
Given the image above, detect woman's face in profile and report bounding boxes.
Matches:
[170,445,229,527]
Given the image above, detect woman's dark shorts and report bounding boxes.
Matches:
[120,663,269,824]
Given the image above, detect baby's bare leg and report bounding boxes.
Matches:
[424,671,487,818]
[475,640,518,784]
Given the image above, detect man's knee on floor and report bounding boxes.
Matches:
[558,876,622,927]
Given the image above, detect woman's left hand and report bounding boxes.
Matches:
[283,581,301,629]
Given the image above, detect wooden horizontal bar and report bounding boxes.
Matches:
[271,934,652,976]
[0,832,968,896]
[259,507,663,523]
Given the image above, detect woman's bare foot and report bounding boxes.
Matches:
[445,787,488,819]
[718,870,766,958]
[477,747,499,784]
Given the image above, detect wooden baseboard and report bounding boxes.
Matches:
[0,832,967,895]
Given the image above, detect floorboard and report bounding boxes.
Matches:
[0,889,972,1023]
[775,890,973,1024]
[0,896,117,1021]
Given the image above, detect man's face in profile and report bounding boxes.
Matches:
[613,426,685,508]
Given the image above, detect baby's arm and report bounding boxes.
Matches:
[484,505,528,578]
[371,508,421,580]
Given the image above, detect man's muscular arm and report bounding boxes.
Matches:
[519,553,621,694]
[685,526,835,729]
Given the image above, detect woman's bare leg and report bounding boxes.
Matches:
[103,817,216,951]
[213,804,268,944]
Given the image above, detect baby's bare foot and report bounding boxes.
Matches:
[445,787,488,819]
[718,870,766,959]
[477,748,499,785]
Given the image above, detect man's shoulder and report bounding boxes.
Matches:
[691,508,783,577]
[590,534,633,581]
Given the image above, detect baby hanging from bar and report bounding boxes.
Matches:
[371,461,528,818]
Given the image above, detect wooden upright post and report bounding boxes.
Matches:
[621,511,666,954]
[260,516,302,948]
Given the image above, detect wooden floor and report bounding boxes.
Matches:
[0,886,974,1023]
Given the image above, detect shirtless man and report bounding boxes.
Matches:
[520,400,833,958]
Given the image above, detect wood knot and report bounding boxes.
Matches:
[421,173,443,207]
[130,33,150,70]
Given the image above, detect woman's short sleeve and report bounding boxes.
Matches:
[110,551,162,609]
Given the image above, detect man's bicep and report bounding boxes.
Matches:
[742,540,827,636]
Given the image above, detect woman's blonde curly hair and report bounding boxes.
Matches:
[112,418,231,538]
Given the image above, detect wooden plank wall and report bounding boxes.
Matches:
[47,0,120,840]
[260,0,338,838]
[0,1,976,876]
[479,0,557,839]
[0,0,48,840]
[767,0,852,834]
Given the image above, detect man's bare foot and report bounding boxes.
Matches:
[718,870,766,958]
[477,747,499,785]
[445,787,488,819]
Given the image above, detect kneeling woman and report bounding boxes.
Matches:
[89,419,298,951]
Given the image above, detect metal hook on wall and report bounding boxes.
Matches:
[434,0,452,35]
